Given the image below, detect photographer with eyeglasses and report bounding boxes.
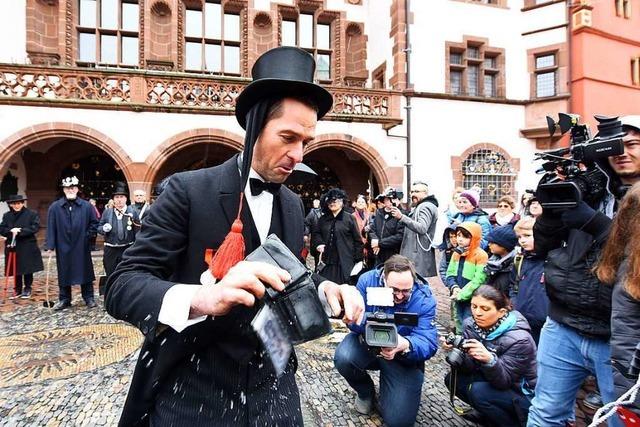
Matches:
[333,255,438,427]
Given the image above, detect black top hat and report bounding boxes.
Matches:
[5,194,27,203]
[112,182,129,197]
[235,47,333,129]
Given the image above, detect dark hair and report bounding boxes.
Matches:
[265,95,320,124]
[472,285,512,311]
[456,228,472,239]
[383,254,417,282]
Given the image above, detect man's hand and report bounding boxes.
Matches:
[450,287,460,300]
[561,201,596,229]
[372,247,380,255]
[390,207,403,220]
[189,261,290,318]
[316,244,325,253]
[379,335,410,360]
[10,227,21,235]
[322,282,364,325]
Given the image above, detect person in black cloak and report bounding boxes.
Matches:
[312,188,363,284]
[45,176,98,309]
[0,194,44,298]
[105,47,365,426]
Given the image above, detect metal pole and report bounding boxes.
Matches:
[404,0,412,200]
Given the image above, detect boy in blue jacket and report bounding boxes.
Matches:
[334,255,438,426]
[511,217,548,344]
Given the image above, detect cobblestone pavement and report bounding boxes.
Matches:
[0,253,598,426]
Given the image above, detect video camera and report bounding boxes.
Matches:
[534,114,625,209]
[363,311,418,348]
[444,333,468,368]
[360,286,418,350]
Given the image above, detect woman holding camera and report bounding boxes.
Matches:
[443,285,537,426]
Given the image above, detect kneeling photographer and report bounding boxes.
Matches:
[528,115,640,427]
[333,255,438,427]
[443,285,537,427]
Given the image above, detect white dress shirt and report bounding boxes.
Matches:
[157,169,276,332]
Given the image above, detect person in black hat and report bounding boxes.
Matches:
[98,183,140,289]
[105,47,364,426]
[0,194,44,298]
[45,176,98,310]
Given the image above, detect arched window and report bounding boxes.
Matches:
[462,149,515,207]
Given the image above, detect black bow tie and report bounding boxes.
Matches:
[249,178,281,196]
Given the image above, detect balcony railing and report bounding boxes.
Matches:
[0,64,402,125]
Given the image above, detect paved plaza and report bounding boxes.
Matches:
[0,254,598,426]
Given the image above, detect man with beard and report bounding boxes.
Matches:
[105,47,364,426]
[45,176,98,310]
[392,181,439,278]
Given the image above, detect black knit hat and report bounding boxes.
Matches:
[487,224,518,251]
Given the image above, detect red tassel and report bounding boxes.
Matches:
[210,195,246,280]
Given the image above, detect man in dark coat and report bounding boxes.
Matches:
[370,189,405,266]
[304,198,322,265]
[0,194,44,298]
[105,47,364,427]
[45,176,98,310]
[98,183,140,280]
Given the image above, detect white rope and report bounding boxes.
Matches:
[588,375,640,426]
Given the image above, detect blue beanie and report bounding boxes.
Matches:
[487,225,518,251]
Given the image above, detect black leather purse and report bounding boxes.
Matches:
[246,234,332,345]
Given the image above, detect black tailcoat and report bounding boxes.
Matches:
[0,208,44,275]
[105,155,307,426]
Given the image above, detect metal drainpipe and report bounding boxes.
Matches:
[404,0,412,200]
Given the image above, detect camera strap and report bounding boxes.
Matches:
[449,368,473,415]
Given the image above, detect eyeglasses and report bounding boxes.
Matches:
[389,287,413,296]
[497,204,511,208]
[410,189,426,194]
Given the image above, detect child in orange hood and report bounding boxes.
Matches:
[445,222,489,332]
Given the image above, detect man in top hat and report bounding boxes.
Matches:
[0,194,44,298]
[45,176,98,309]
[98,183,140,283]
[105,47,365,426]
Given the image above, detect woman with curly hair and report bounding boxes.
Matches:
[312,188,363,284]
[596,182,640,411]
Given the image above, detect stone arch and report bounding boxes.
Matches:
[0,122,135,183]
[305,133,394,193]
[144,128,245,187]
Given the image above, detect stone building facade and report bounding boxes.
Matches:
[0,0,572,234]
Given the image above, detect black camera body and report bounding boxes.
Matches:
[363,311,418,348]
[535,114,625,209]
[444,332,468,368]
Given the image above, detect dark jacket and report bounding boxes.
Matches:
[534,209,613,338]
[611,261,640,409]
[105,155,309,426]
[510,252,548,331]
[460,311,537,393]
[369,208,405,265]
[484,249,516,296]
[45,197,97,286]
[312,209,363,284]
[348,268,438,362]
[438,225,457,280]
[98,206,140,246]
[0,208,44,275]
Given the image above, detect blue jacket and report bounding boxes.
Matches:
[451,209,492,250]
[509,252,549,329]
[348,268,438,362]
